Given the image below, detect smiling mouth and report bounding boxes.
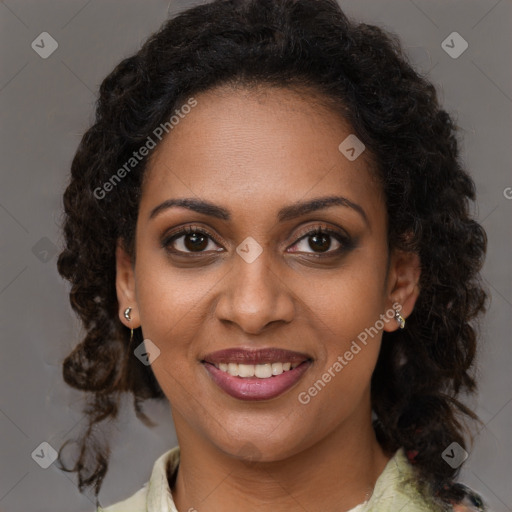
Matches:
[200,347,313,401]
[202,359,312,401]
[211,361,303,378]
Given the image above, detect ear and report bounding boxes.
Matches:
[115,238,140,328]
[383,248,421,333]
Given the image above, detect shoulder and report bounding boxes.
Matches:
[97,445,180,512]
[97,484,148,512]
[369,449,489,512]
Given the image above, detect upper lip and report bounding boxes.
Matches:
[202,348,312,365]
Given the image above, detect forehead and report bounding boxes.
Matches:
[140,85,384,225]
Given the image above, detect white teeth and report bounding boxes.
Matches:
[228,363,238,376]
[255,363,272,378]
[214,361,303,378]
[238,364,255,377]
[271,362,283,375]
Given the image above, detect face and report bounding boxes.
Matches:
[116,85,420,461]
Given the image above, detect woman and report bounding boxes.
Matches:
[56,0,489,510]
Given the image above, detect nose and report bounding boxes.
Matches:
[215,249,295,335]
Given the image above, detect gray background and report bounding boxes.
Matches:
[0,0,510,511]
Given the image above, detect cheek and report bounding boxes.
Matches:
[300,254,387,341]
[294,254,386,406]
[135,255,208,340]
[296,324,381,435]
[133,271,207,399]
[135,267,204,406]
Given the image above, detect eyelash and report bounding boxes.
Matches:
[161,224,352,257]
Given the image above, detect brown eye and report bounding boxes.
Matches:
[181,232,210,252]
[288,226,351,256]
[163,226,223,254]
[306,232,335,253]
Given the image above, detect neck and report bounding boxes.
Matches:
[171,405,393,512]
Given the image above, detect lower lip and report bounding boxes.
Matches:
[203,361,312,401]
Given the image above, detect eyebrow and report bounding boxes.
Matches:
[149,195,369,226]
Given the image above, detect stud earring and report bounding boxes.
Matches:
[394,306,406,329]
[124,307,134,343]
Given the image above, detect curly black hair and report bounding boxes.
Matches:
[56,0,488,509]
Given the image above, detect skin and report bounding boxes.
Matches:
[116,84,421,512]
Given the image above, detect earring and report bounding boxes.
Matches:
[394,306,406,329]
[124,307,134,343]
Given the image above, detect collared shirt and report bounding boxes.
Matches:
[97,446,487,512]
